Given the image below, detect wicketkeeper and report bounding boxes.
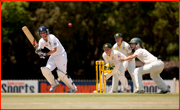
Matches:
[93,43,130,93]
[35,26,77,93]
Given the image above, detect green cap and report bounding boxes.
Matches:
[114,33,123,38]
[103,43,112,49]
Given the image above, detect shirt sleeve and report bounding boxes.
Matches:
[134,49,140,56]
[51,35,59,49]
[126,44,132,53]
[112,45,116,50]
[102,53,110,64]
[38,39,44,49]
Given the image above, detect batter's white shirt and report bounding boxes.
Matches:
[38,34,65,56]
[102,50,126,66]
[112,41,132,57]
[134,48,157,64]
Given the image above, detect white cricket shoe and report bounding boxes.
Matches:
[67,88,77,93]
[108,90,117,93]
[122,86,131,93]
[159,89,170,94]
[93,90,99,93]
[93,90,105,93]
[134,90,145,94]
[50,80,59,92]
[67,84,77,93]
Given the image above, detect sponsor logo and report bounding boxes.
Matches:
[39,82,96,93]
[1,81,35,93]
[33,40,39,47]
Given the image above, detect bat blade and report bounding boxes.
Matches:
[22,26,38,49]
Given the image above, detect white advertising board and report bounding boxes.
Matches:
[143,80,174,93]
[1,80,38,93]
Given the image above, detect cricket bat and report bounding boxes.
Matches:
[22,26,39,49]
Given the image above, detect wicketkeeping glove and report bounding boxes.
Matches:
[104,64,115,73]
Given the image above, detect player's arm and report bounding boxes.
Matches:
[120,54,137,61]
[126,52,133,62]
[128,52,133,56]
[35,41,48,59]
[47,47,57,55]
[47,36,59,55]
[126,44,134,62]
[36,47,57,58]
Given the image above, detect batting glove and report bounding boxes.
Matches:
[35,48,43,55]
[39,52,48,59]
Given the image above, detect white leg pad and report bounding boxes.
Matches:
[57,70,75,90]
[40,67,57,86]
[68,76,77,89]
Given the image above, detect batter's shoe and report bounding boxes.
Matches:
[50,80,59,92]
[67,84,78,93]
[159,89,170,94]
[67,88,77,93]
[134,90,145,94]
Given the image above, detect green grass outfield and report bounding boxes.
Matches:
[1,93,179,109]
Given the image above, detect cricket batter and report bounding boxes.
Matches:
[94,43,130,93]
[119,38,169,94]
[35,26,77,93]
[110,33,136,93]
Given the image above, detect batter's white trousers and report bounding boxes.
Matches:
[111,59,136,92]
[46,52,67,73]
[135,60,167,91]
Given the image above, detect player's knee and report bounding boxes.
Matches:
[40,67,51,76]
[150,73,158,79]
[134,68,140,75]
[56,70,66,78]
[116,71,124,76]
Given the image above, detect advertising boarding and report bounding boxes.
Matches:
[1,80,38,93]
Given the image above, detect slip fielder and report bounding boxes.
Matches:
[119,38,169,94]
[110,33,137,93]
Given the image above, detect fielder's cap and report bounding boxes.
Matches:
[114,33,123,38]
[103,43,112,49]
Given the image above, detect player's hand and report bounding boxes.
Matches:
[35,48,43,55]
[39,52,48,59]
[109,65,115,70]
[119,57,125,62]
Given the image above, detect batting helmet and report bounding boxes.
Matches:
[129,38,142,46]
[38,26,48,34]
